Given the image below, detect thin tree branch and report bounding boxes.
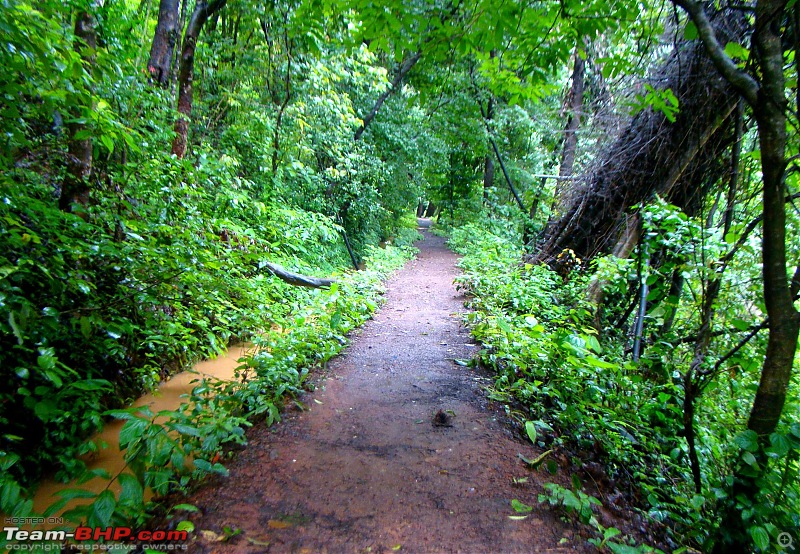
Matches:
[707,318,769,377]
[672,0,759,105]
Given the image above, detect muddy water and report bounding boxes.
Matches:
[31,343,253,520]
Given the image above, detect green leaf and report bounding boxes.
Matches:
[724,41,749,61]
[524,421,537,444]
[79,316,92,339]
[734,430,759,452]
[119,418,148,450]
[117,473,143,507]
[9,311,24,344]
[34,399,58,423]
[172,503,200,512]
[511,499,533,513]
[100,134,114,153]
[742,451,758,467]
[684,21,698,41]
[0,452,20,471]
[170,423,201,437]
[37,348,56,371]
[176,521,195,533]
[56,488,98,501]
[768,433,790,457]
[749,526,769,552]
[91,490,116,527]
[70,379,112,391]
[608,543,647,554]
[585,356,617,369]
[0,481,21,511]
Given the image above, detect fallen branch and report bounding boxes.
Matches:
[259,261,336,289]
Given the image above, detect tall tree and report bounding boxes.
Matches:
[482,51,497,203]
[558,47,586,181]
[147,0,181,86]
[673,0,800,548]
[59,5,100,215]
[172,0,227,159]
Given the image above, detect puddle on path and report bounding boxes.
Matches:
[30,343,253,521]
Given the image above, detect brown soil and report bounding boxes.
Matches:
[181,225,589,553]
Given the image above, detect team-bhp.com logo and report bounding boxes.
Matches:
[4,526,188,550]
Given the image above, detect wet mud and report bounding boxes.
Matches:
[182,226,587,553]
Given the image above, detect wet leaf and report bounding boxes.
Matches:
[511,499,533,513]
[518,449,553,469]
[172,503,200,512]
[199,530,225,542]
[176,521,194,533]
[524,421,537,444]
[268,519,293,529]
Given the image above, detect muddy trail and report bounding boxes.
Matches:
[182,224,587,553]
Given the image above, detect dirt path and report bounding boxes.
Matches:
[183,225,584,553]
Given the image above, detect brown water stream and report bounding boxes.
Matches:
[31,343,252,521]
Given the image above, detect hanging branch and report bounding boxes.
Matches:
[476,99,526,213]
[707,319,769,378]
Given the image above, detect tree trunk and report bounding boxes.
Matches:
[271,19,292,174]
[558,49,586,180]
[483,153,495,202]
[672,0,800,549]
[147,0,180,86]
[59,10,97,215]
[534,8,746,264]
[745,0,799,439]
[482,52,497,203]
[354,51,421,141]
[171,0,227,159]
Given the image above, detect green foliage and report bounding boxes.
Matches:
[35,239,414,530]
[451,209,800,550]
[539,479,663,553]
[0,0,432,494]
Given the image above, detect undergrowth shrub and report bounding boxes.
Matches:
[449,221,697,548]
[0,237,415,540]
[449,218,800,551]
[0,145,418,526]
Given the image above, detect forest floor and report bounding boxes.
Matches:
[178,222,591,553]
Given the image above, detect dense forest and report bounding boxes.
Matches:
[1,0,798,551]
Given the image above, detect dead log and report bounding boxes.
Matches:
[259,262,336,289]
[534,7,748,264]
